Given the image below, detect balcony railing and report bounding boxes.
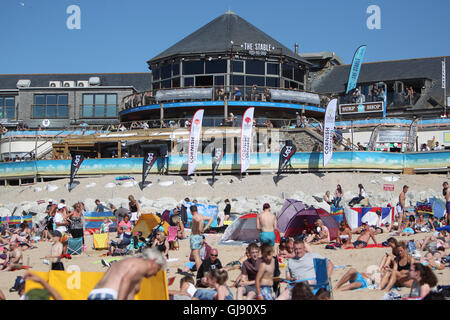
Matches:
[121,85,328,112]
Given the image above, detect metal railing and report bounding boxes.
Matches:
[121,85,328,111]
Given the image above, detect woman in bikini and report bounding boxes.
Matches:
[337,221,352,248]
[380,241,415,292]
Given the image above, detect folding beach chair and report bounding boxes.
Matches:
[167,226,179,250]
[93,233,109,250]
[67,237,83,255]
[281,258,333,298]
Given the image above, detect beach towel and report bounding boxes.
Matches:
[8,266,32,271]
[93,233,109,250]
[345,243,389,250]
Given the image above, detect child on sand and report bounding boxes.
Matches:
[43,231,64,271]
[209,269,234,300]
[255,243,275,300]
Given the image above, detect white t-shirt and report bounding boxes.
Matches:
[186,283,197,297]
[360,189,367,198]
[54,212,67,233]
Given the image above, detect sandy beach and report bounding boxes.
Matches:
[0,172,449,300]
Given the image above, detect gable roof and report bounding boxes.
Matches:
[311,56,449,97]
[0,73,152,92]
[149,11,310,65]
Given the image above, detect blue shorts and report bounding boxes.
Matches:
[193,289,216,300]
[350,272,368,289]
[190,234,203,250]
[260,286,274,300]
[260,231,276,246]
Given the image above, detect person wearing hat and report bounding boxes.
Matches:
[45,199,54,214]
[42,231,64,271]
[54,204,69,253]
[257,203,277,247]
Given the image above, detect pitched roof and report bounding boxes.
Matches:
[311,56,449,97]
[0,72,152,92]
[149,11,309,65]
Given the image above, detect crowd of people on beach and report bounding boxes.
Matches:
[0,180,449,300]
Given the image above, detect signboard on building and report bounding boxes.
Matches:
[377,130,408,143]
[339,102,384,115]
[240,42,275,56]
[383,184,394,191]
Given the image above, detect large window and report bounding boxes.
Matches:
[183,61,204,75]
[0,97,15,119]
[246,60,265,75]
[161,65,172,79]
[33,94,68,118]
[282,64,293,79]
[267,63,279,75]
[82,94,117,118]
[232,61,244,73]
[205,60,227,74]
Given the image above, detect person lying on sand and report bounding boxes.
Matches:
[349,223,377,249]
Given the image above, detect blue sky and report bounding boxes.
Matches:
[0,0,449,74]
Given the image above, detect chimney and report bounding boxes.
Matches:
[294,43,299,54]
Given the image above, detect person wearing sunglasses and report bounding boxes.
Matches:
[195,248,223,288]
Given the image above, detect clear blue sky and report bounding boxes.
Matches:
[0,0,449,74]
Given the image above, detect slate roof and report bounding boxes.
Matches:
[311,56,449,101]
[0,72,152,92]
[149,11,310,65]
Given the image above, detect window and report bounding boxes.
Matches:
[183,61,204,75]
[161,80,171,89]
[232,75,244,86]
[246,60,265,75]
[294,67,304,82]
[214,76,224,86]
[172,77,180,88]
[82,94,117,118]
[152,67,160,80]
[0,97,15,119]
[282,64,293,79]
[184,77,194,87]
[172,64,180,76]
[196,76,213,86]
[232,61,244,73]
[246,76,265,86]
[266,77,280,87]
[33,94,69,119]
[205,60,227,74]
[267,63,279,75]
[161,64,172,79]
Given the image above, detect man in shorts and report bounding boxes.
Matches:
[190,205,214,270]
[88,248,165,300]
[352,223,377,248]
[257,203,277,247]
[396,185,409,223]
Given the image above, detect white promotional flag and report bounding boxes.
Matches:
[323,99,338,167]
[240,107,254,173]
[187,109,204,176]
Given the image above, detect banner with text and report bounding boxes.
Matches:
[240,107,255,174]
[323,99,337,167]
[346,45,367,94]
[187,109,204,176]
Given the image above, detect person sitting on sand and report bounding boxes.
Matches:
[108,226,132,255]
[380,241,415,292]
[306,219,330,245]
[420,251,445,271]
[394,215,416,236]
[289,282,316,300]
[151,231,169,260]
[332,185,343,207]
[169,210,185,240]
[8,222,31,247]
[350,222,377,248]
[192,269,234,300]
[3,242,23,271]
[337,221,352,248]
[169,275,197,300]
[348,184,366,207]
[257,203,277,247]
[237,243,260,300]
[118,215,132,233]
[196,248,223,287]
[255,243,275,300]
[88,248,165,300]
[379,237,400,272]
[408,262,438,298]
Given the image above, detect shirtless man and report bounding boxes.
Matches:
[443,182,450,225]
[397,185,409,223]
[88,248,165,300]
[4,242,23,271]
[257,203,277,247]
[351,223,377,248]
[255,243,275,300]
[43,231,64,271]
[190,205,214,270]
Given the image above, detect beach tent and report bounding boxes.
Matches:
[25,269,168,300]
[284,207,339,241]
[276,199,307,233]
[344,207,394,230]
[185,202,219,228]
[219,213,280,245]
[132,214,169,237]
[84,211,117,232]
[330,206,345,224]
